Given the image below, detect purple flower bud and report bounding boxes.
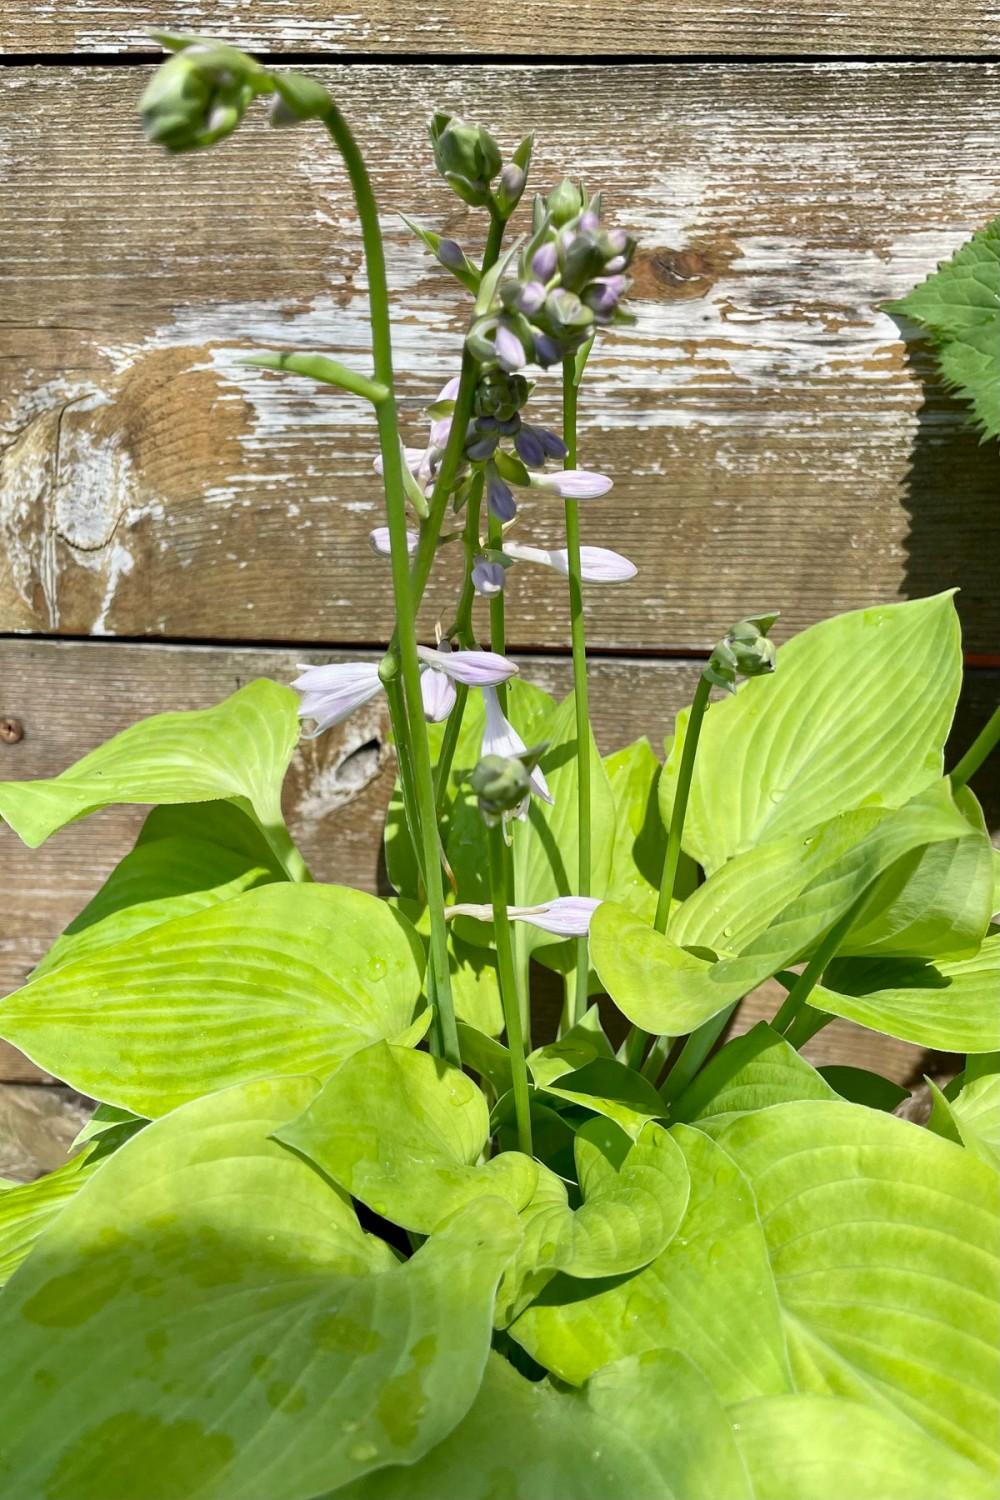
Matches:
[486,468,517,522]
[472,558,506,596]
[531,242,558,281]
[605,255,627,274]
[495,322,528,373]
[583,278,623,318]
[532,332,562,367]
[531,468,613,500]
[515,280,546,316]
[538,428,568,460]
[579,210,600,234]
[417,645,519,686]
[369,526,418,558]
[514,425,547,469]
[499,163,526,202]
[291,661,384,737]
[420,666,457,722]
[466,431,499,462]
[606,229,628,255]
[437,239,465,269]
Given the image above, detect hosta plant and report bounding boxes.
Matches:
[0,36,998,1500]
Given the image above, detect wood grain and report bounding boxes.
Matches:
[3,65,999,652]
[2,1,997,55]
[1,639,997,1089]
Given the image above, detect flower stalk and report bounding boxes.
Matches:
[488,822,533,1157]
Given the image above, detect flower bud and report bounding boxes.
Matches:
[531,242,559,282]
[706,613,779,694]
[472,558,506,596]
[468,753,533,825]
[546,178,587,228]
[495,322,528,373]
[429,113,502,207]
[545,289,595,336]
[269,70,332,126]
[139,39,267,154]
[559,232,608,292]
[495,163,527,217]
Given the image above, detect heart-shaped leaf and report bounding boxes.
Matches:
[0,885,425,1115]
[276,1042,538,1234]
[0,1077,521,1500]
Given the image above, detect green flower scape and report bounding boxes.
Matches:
[0,34,998,1500]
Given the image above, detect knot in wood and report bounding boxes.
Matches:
[0,717,24,745]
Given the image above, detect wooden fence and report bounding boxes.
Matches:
[1,33,998,1133]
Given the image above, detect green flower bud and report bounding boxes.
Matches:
[429,113,502,207]
[139,39,268,153]
[706,613,779,694]
[468,753,532,825]
[269,70,332,127]
[546,178,586,228]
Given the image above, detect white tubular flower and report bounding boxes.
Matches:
[420,666,457,722]
[292,661,383,737]
[480,685,553,807]
[417,645,519,687]
[528,469,613,500]
[446,896,601,936]
[503,541,636,583]
[369,527,418,558]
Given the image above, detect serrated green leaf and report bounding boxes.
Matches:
[812,929,1000,1051]
[887,216,1000,439]
[0,1077,520,1500]
[276,1042,538,1234]
[512,1123,791,1399]
[683,595,962,873]
[337,1347,749,1500]
[0,681,305,878]
[0,885,425,1116]
[718,1100,1000,1473]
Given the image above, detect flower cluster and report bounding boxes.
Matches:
[465,179,637,374]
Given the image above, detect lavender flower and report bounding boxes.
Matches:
[529,469,613,500]
[420,666,457,722]
[292,661,384,736]
[446,896,600,936]
[369,526,418,558]
[481,686,552,808]
[503,540,636,582]
[472,558,506,596]
[417,645,518,686]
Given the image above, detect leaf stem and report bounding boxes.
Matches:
[659,1001,740,1102]
[562,356,592,1026]
[321,102,459,1066]
[488,823,533,1157]
[950,703,1000,790]
[772,889,871,1036]
[434,477,485,815]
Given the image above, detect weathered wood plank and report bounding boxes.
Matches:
[1,639,997,1089]
[3,65,999,651]
[2,2,996,55]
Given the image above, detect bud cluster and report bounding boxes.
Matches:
[465,179,637,374]
[429,113,530,217]
[705,614,780,694]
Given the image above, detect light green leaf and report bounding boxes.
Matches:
[887,216,1000,439]
[30,803,282,981]
[683,594,962,873]
[593,782,970,1037]
[936,1058,1000,1168]
[603,738,670,922]
[449,936,504,1037]
[812,929,1000,1051]
[337,1347,750,1500]
[817,1066,909,1113]
[670,1022,839,1125]
[718,1099,1000,1472]
[535,1056,666,1140]
[526,1004,614,1087]
[0,1077,521,1500]
[512,1123,791,1400]
[0,1154,93,1286]
[733,1393,996,1500]
[0,884,425,1115]
[276,1042,538,1234]
[0,681,304,876]
[456,1023,513,1095]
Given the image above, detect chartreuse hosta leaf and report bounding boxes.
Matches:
[602,738,669,922]
[670,785,992,964]
[0,1077,521,1500]
[533,1056,667,1140]
[0,680,304,876]
[0,885,425,1116]
[943,1056,1000,1168]
[670,1022,838,1126]
[593,780,970,1037]
[337,1347,749,1500]
[812,928,1000,1051]
[0,1154,93,1287]
[29,801,284,981]
[682,593,962,873]
[448,691,615,956]
[276,1042,538,1234]
[719,1101,1000,1475]
[494,1119,689,1326]
[513,1124,792,1401]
